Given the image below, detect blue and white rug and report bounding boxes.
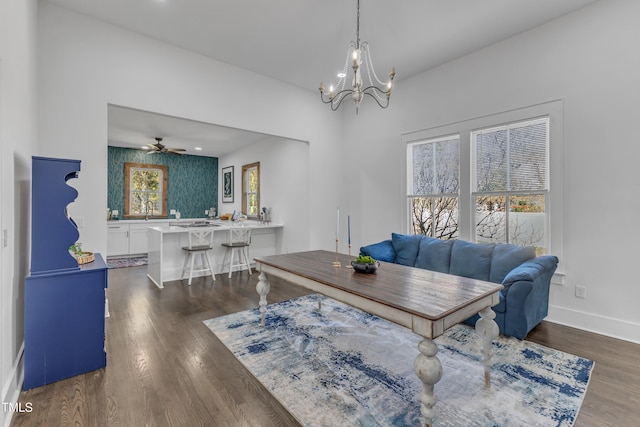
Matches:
[204,294,593,427]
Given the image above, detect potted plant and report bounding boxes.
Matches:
[351,255,380,274]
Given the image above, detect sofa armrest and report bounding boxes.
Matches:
[501,255,559,296]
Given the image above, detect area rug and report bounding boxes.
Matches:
[106,255,148,269]
[204,294,593,427]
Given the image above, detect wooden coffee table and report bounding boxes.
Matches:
[254,250,503,427]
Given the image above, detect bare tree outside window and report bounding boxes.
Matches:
[408,136,459,239]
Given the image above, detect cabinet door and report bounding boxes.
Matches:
[107,224,129,256]
[129,224,149,255]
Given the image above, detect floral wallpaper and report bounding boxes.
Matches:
[108,146,218,219]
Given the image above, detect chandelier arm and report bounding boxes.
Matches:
[365,86,389,104]
[320,89,354,108]
[330,91,353,111]
[363,90,390,109]
[362,85,391,97]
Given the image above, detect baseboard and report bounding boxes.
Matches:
[1,343,24,427]
[547,305,640,344]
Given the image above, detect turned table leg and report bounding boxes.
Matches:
[475,306,499,388]
[414,338,443,427]
[256,272,271,327]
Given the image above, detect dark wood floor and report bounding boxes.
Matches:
[11,265,640,427]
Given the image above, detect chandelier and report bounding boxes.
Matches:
[319,0,396,113]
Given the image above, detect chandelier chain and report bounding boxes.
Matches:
[356,0,361,48]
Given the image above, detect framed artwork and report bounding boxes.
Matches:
[222,166,234,203]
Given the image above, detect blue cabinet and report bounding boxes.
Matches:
[24,156,108,390]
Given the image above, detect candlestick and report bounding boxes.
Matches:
[332,237,341,268]
[348,215,351,245]
[336,206,340,239]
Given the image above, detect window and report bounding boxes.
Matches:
[124,162,168,218]
[242,162,260,218]
[473,118,548,254]
[404,101,562,257]
[407,135,460,239]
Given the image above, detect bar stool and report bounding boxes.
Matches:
[221,227,252,278]
[181,228,216,285]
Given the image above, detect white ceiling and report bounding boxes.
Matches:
[45,0,599,157]
[108,105,279,158]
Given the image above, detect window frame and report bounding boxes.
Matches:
[402,100,563,260]
[241,162,260,219]
[406,134,460,239]
[123,162,168,219]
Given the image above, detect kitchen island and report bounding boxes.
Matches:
[147,220,283,288]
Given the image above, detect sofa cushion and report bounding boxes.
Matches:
[449,240,495,281]
[414,236,454,274]
[359,239,396,263]
[489,244,536,284]
[391,233,423,266]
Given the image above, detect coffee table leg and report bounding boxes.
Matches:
[256,272,271,327]
[414,338,442,427]
[475,306,499,388]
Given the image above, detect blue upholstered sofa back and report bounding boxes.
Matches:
[361,233,537,285]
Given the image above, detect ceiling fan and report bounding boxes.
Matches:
[146,137,186,155]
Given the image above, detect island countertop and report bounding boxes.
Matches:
[146,220,283,288]
[148,219,283,233]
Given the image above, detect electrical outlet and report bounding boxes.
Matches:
[170,209,176,215]
[205,210,209,215]
[575,285,586,299]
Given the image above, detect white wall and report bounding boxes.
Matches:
[37,3,343,260]
[219,137,310,254]
[35,0,640,350]
[0,0,37,425]
[344,0,640,343]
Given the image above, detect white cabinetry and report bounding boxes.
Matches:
[249,228,277,262]
[107,224,129,256]
[107,221,156,256]
[129,223,150,255]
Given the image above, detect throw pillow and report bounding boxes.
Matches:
[414,236,454,273]
[359,240,396,263]
[489,244,536,284]
[449,240,495,281]
[391,233,423,266]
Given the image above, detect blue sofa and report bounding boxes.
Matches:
[360,233,558,339]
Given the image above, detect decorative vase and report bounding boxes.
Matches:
[351,261,379,274]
